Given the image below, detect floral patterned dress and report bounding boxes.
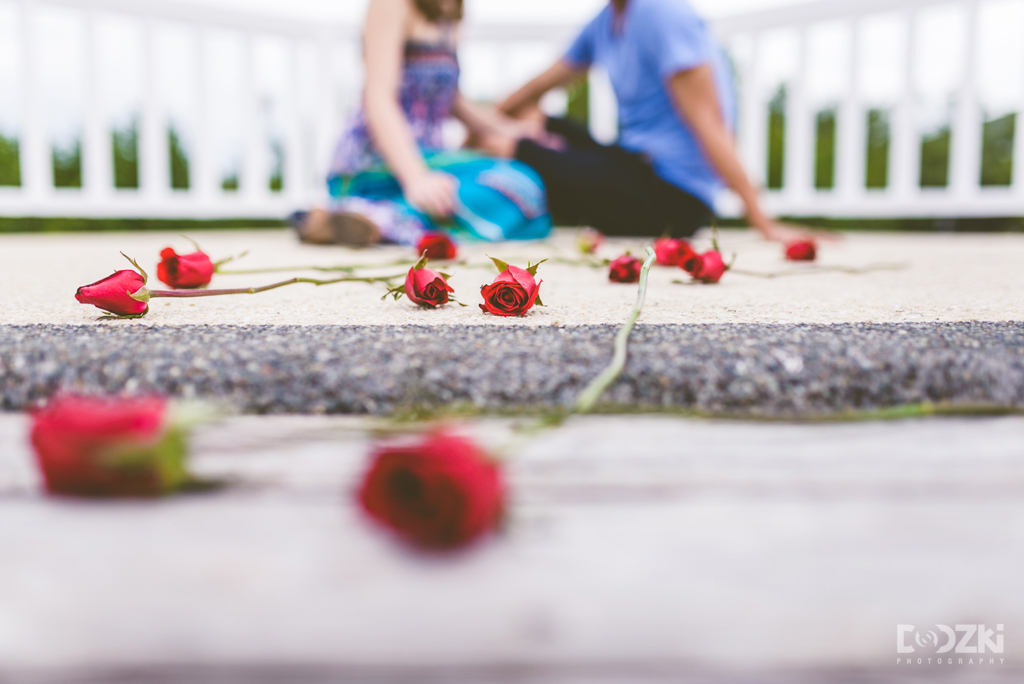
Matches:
[327,34,552,246]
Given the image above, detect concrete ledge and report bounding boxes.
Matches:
[2,322,1022,417]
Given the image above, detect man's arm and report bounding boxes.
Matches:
[668,65,821,243]
[497,60,585,117]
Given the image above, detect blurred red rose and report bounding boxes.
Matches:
[608,254,642,283]
[692,251,727,284]
[417,233,458,261]
[653,237,697,267]
[785,240,817,262]
[157,248,215,289]
[404,265,453,308]
[577,228,605,255]
[480,262,542,316]
[30,394,190,497]
[75,270,149,317]
[359,431,505,549]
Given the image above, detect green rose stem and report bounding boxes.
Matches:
[215,259,417,276]
[574,246,657,414]
[147,273,406,298]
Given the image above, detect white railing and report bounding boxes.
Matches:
[0,0,1021,221]
[0,0,577,219]
[716,0,1024,218]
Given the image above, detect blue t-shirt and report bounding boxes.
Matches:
[564,0,736,209]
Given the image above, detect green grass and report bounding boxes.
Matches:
[0,135,21,186]
[53,140,82,188]
[814,108,836,190]
[865,109,890,190]
[981,113,1015,187]
[113,122,140,189]
[766,85,786,190]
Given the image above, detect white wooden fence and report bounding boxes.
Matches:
[0,0,1021,221]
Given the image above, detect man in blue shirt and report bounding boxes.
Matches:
[487,0,813,242]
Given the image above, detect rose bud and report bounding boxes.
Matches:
[608,254,642,283]
[653,237,697,267]
[30,394,192,498]
[157,247,215,289]
[577,228,605,255]
[75,254,151,317]
[403,254,454,308]
[359,431,505,549]
[785,240,817,262]
[416,232,458,261]
[692,251,727,284]
[479,257,544,317]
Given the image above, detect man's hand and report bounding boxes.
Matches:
[404,172,457,218]
[757,220,842,244]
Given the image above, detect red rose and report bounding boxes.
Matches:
[359,431,505,549]
[479,259,543,317]
[157,247,214,289]
[653,237,697,267]
[416,232,458,261]
[785,240,817,262]
[692,251,727,284]
[30,395,190,497]
[76,269,149,317]
[608,254,642,283]
[577,228,605,255]
[404,264,453,308]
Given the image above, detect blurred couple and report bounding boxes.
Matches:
[295,0,815,247]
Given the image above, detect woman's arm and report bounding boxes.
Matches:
[497,60,585,117]
[668,65,824,243]
[362,0,455,216]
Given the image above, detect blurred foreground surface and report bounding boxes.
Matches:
[1,413,1022,683]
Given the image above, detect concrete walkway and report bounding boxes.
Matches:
[2,413,1022,683]
[1,228,1022,326]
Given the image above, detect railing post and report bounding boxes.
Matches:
[890,10,919,204]
[192,25,214,206]
[83,7,110,203]
[837,17,864,206]
[783,25,811,207]
[18,0,49,203]
[284,37,304,206]
[140,16,168,202]
[313,35,336,205]
[736,34,766,190]
[242,32,266,206]
[950,0,981,200]
[588,67,617,145]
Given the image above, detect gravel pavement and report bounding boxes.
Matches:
[2,322,1022,416]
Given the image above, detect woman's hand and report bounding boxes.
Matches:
[404,171,458,218]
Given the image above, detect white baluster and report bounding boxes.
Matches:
[283,37,304,207]
[950,0,981,201]
[242,33,266,206]
[192,25,214,207]
[19,0,49,203]
[890,9,919,205]
[140,16,168,203]
[783,25,811,208]
[588,67,617,145]
[837,17,864,208]
[313,35,336,206]
[83,7,109,203]
[738,33,766,190]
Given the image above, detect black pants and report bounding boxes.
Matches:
[514,117,714,238]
